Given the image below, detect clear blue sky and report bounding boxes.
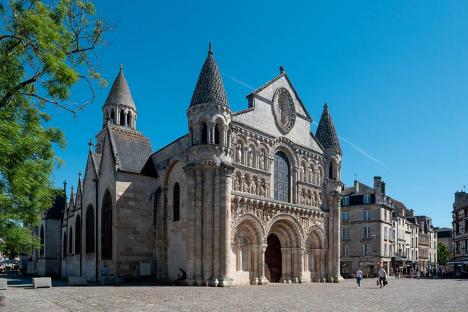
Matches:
[48,0,468,228]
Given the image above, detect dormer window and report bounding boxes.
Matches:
[363,194,371,204]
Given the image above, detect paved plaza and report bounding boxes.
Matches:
[1,277,467,312]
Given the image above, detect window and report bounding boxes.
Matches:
[101,190,113,260]
[363,194,371,204]
[342,212,349,222]
[120,109,125,126]
[274,151,290,202]
[75,215,81,254]
[465,220,468,233]
[384,244,388,256]
[329,162,333,179]
[110,109,115,124]
[39,226,44,256]
[127,112,132,128]
[86,205,95,253]
[344,244,349,256]
[214,124,220,144]
[342,196,349,206]
[173,183,180,221]
[201,123,208,144]
[384,227,388,240]
[465,240,468,255]
[69,227,73,254]
[63,232,67,257]
[362,244,368,256]
[363,226,371,239]
[363,209,371,221]
[342,227,350,240]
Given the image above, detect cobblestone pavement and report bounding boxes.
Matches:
[1,277,467,312]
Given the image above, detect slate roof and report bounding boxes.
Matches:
[45,190,66,219]
[107,127,152,174]
[315,104,341,154]
[103,68,136,109]
[190,45,229,107]
[342,181,374,196]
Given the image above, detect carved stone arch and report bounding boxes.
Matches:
[304,225,326,249]
[231,213,265,245]
[210,114,228,125]
[234,133,248,145]
[270,140,299,169]
[266,214,304,247]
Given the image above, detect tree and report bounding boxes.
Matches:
[437,242,450,266]
[0,0,108,256]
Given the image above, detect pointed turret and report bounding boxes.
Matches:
[102,66,137,130]
[316,103,341,154]
[190,43,229,108]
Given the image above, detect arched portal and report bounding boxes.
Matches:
[265,234,282,282]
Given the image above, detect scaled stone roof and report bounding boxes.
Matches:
[104,68,136,109]
[315,104,341,154]
[107,127,152,174]
[190,46,229,107]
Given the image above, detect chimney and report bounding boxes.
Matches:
[354,180,360,193]
[374,176,382,194]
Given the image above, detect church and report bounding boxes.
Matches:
[49,45,344,286]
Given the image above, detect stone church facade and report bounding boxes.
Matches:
[56,46,344,286]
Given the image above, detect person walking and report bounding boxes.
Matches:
[378,267,387,288]
[356,268,363,288]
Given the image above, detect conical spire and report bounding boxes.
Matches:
[190,44,229,107]
[316,103,341,154]
[104,66,136,109]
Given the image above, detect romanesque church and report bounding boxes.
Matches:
[31,46,344,286]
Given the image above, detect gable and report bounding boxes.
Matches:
[233,74,322,152]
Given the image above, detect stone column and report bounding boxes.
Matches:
[124,111,128,127]
[194,168,203,285]
[292,167,298,204]
[212,167,220,280]
[203,168,213,283]
[183,165,196,285]
[259,244,268,285]
[331,192,343,282]
[219,164,234,286]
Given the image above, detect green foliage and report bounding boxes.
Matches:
[437,241,450,266]
[0,0,108,256]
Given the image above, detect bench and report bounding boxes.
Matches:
[32,277,52,289]
[0,279,7,290]
[68,276,88,286]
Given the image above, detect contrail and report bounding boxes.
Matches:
[226,75,255,91]
[311,121,385,167]
[339,136,386,167]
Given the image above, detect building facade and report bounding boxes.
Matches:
[340,177,437,277]
[43,46,345,285]
[451,191,468,277]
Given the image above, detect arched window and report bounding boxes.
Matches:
[329,162,333,179]
[63,232,67,257]
[101,190,113,260]
[75,215,81,255]
[201,123,208,144]
[127,112,132,128]
[69,227,73,254]
[274,151,290,202]
[110,109,115,124]
[39,226,44,256]
[214,124,220,144]
[86,205,95,253]
[120,109,125,126]
[173,183,180,221]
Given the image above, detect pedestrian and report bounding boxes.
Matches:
[356,268,363,288]
[378,266,387,288]
[416,270,421,280]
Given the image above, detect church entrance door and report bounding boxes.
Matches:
[265,234,282,282]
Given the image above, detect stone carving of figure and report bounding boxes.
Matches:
[234,176,240,191]
[265,183,270,197]
[259,151,264,170]
[251,179,257,195]
[312,192,316,206]
[248,150,254,167]
[306,190,311,205]
[300,189,305,204]
[300,166,305,181]
[236,145,242,163]
[243,176,250,193]
[308,168,312,183]
[260,182,266,197]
